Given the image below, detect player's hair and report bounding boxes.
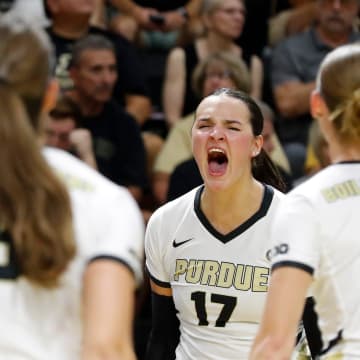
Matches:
[43,0,52,19]
[201,0,245,15]
[49,94,83,127]
[70,34,115,68]
[0,15,75,288]
[192,52,251,98]
[208,88,287,192]
[316,43,360,142]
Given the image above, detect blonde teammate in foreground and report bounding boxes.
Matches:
[0,14,144,360]
[251,43,360,360]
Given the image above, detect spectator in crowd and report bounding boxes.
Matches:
[162,0,264,128]
[0,14,144,360]
[98,0,203,48]
[67,34,148,203]
[251,42,360,360]
[44,94,98,169]
[44,0,151,126]
[268,0,316,47]
[270,0,360,179]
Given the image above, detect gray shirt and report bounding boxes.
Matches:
[271,27,360,144]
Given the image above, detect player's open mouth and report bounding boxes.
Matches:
[207,148,228,175]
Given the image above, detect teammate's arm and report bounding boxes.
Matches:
[250,266,312,360]
[81,259,137,360]
[145,280,180,360]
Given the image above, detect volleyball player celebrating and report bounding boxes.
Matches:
[0,14,144,359]
[145,88,286,359]
[251,43,360,360]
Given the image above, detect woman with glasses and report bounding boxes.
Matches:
[162,0,263,128]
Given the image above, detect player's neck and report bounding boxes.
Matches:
[201,180,264,235]
[330,142,360,163]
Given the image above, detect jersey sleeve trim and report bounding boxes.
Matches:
[272,260,314,275]
[147,268,171,288]
[88,255,135,277]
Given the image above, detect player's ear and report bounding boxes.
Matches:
[251,134,263,158]
[310,90,328,121]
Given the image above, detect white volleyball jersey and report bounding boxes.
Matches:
[270,162,360,359]
[0,147,144,360]
[145,184,284,359]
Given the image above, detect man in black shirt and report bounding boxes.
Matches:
[44,0,151,126]
[67,34,148,203]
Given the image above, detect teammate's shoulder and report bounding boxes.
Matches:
[290,165,336,195]
[43,147,129,197]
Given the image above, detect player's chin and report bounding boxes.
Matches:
[203,173,231,191]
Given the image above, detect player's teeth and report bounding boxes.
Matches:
[209,148,225,154]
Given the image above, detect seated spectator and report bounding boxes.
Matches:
[67,34,148,203]
[93,0,202,48]
[162,0,263,128]
[268,0,316,47]
[270,0,360,179]
[44,95,98,169]
[44,0,151,126]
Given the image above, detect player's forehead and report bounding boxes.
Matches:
[195,95,251,123]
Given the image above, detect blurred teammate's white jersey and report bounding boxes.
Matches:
[146,184,284,359]
[270,162,360,359]
[0,148,144,359]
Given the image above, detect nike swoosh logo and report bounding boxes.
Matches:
[172,238,193,248]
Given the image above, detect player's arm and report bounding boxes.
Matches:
[250,266,312,360]
[145,279,180,360]
[162,47,186,128]
[81,259,137,360]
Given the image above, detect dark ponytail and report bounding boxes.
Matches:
[252,149,287,192]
